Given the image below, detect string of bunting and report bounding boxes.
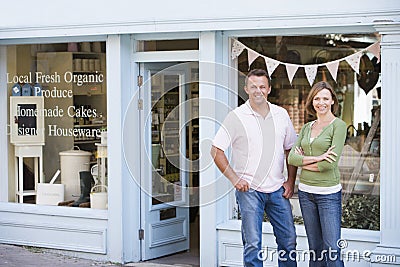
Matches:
[231,39,381,86]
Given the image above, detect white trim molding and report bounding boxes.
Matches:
[0,46,8,202]
[0,5,399,40]
[371,22,400,266]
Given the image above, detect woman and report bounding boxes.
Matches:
[288,81,347,267]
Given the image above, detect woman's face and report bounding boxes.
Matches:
[312,88,334,116]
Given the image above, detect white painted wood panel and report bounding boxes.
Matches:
[218,220,380,267]
[0,204,108,254]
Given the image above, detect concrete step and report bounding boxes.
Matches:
[125,263,193,267]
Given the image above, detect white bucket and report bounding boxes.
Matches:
[90,185,108,209]
[59,148,91,200]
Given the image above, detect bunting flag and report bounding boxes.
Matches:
[304,65,319,86]
[285,64,299,85]
[326,60,340,82]
[264,57,280,77]
[231,39,381,87]
[345,51,363,74]
[231,40,245,59]
[367,42,381,63]
[247,49,259,69]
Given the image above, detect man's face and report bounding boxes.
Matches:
[244,75,271,105]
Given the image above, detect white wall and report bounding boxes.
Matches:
[1,0,398,28]
[0,1,399,40]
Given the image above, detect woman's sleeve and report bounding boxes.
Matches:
[288,125,305,167]
[317,119,347,172]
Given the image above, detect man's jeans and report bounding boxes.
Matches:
[298,190,344,267]
[236,187,297,267]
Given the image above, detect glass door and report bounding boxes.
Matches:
[140,62,191,260]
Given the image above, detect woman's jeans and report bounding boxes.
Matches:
[298,190,344,267]
[236,187,297,267]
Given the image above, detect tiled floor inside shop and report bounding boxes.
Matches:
[146,249,200,267]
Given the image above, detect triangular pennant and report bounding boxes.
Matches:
[247,49,259,68]
[285,64,299,84]
[264,57,280,77]
[366,42,381,63]
[231,38,377,85]
[304,65,318,86]
[231,40,245,59]
[325,61,340,82]
[345,52,362,74]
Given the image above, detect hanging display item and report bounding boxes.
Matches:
[231,39,381,87]
[357,55,381,94]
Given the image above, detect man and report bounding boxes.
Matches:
[211,69,298,267]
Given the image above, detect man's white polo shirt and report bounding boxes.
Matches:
[213,100,297,193]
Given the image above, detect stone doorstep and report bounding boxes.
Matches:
[125,263,193,267]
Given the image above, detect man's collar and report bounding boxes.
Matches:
[242,100,275,116]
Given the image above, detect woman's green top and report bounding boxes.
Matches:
[288,118,347,187]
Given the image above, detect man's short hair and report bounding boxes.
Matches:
[245,69,271,87]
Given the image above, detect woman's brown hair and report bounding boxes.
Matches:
[305,81,339,117]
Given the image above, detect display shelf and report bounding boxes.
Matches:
[188,69,199,195]
[37,52,106,96]
[72,70,105,74]
[74,123,107,128]
[164,153,179,157]
[150,74,182,205]
[74,140,99,144]
[73,124,103,144]
[36,51,107,181]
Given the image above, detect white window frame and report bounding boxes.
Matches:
[223,28,381,233]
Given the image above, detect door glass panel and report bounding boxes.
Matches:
[151,73,182,205]
[137,39,198,52]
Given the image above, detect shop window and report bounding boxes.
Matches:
[6,42,108,209]
[234,34,381,230]
[136,39,199,52]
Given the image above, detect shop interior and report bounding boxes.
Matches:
[7,41,108,208]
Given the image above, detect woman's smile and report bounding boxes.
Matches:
[313,88,334,115]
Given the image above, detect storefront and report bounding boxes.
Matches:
[0,1,399,266]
